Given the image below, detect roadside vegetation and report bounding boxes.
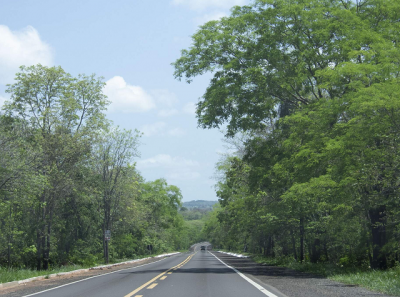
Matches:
[0,265,88,284]
[173,0,400,294]
[0,65,197,276]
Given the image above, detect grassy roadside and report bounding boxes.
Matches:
[0,265,87,284]
[215,250,399,296]
[0,253,176,284]
[250,254,400,296]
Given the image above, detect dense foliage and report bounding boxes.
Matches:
[178,205,214,245]
[175,0,400,269]
[0,65,193,270]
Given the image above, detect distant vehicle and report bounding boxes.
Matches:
[201,245,206,250]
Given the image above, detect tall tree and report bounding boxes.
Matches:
[4,64,108,269]
[92,127,141,262]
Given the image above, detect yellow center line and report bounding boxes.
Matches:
[147,283,158,289]
[160,276,167,280]
[124,253,195,297]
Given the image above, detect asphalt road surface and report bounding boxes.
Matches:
[20,243,280,297]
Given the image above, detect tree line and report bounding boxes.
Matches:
[174,0,400,269]
[0,65,194,270]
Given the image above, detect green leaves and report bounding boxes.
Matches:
[0,64,192,269]
[4,65,109,135]
[191,0,400,267]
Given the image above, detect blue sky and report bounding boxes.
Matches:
[0,0,251,202]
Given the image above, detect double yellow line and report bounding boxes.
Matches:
[124,253,196,297]
[172,253,194,270]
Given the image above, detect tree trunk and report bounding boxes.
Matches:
[8,202,12,268]
[266,235,274,257]
[310,238,321,263]
[299,217,304,263]
[369,206,387,269]
[41,223,47,270]
[43,212,52,270]
[323,241,329,261]
[290,229,297,260]
[36,228,42,270]
[37,192,46,270]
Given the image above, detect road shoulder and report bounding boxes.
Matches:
[211,251,392,297]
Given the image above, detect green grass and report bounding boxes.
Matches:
[250,255,400,296]
[0,265,87,284]
[331,267,400,296]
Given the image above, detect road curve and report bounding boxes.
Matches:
[21,243,281,297]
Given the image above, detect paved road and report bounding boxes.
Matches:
[21,243,279,297]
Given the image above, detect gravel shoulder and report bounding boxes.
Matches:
[212,252,393,297]
[0,256,168,297]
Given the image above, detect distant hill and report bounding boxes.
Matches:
[182,200,218,209]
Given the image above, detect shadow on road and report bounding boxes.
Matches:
[119,267,235,275]
[214,252,324,279]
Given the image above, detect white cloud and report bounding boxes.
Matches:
[183,102,196,115]
[194,11,227,25]
[168,171,201,180]
[151,89,178,107]
[158,109,179,117]
[137,154,200,180]
[104,76,155,113]
[168,127,186,137]
[140,121,166,137]
[171,0,248,11]
[140,122,186,137]
[0,25,53,84]
[138,154,199,168]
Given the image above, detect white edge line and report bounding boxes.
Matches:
[208,251,279,297]
[21,255,178,297]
